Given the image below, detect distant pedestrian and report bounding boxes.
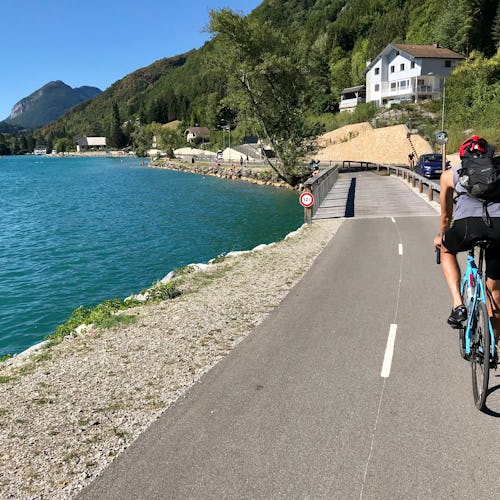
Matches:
[408,152,415,169]
[240,155,243,166]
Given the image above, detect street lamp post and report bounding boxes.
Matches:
[441,77,446,172]
[223,124,231,162]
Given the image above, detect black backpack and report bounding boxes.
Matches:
[457,152,500,225]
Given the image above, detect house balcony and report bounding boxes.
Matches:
[339,97,366,112]
[378,78,442,105]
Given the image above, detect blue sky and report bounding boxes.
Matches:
[1,0,262,120]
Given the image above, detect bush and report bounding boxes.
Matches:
[148,282,182,301]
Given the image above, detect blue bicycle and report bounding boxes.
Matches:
[437,240,497,410]
[457,240,497,410]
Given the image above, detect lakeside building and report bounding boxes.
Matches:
[76,137,107,152]
[185,127,210,145]
[341,43,465,111]
[34,145,48,155]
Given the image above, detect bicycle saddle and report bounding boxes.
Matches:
[472,238,493,249]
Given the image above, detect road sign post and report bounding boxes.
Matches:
[436,130,448,173]
[299,191,315,224]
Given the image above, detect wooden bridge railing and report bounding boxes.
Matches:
[302,165,339,223]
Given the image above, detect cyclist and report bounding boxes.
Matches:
[433,136,500,344]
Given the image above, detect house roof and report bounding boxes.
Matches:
[363,43,465,75]
[341,85,366,94]
[163,120,182,129]
[185,127,210,138]
[77,136,106,146]
[231,144,264,159]
[391,43,465,60]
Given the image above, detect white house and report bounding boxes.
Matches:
[185,127,210,144]
[76,137,107,152]
[362,43,465,107]
[33,145,48,155]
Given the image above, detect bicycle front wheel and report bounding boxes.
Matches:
[471,301,491,411]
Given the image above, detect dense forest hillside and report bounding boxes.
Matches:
[1,0,498,158]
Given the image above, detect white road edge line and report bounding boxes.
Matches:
[398,243,403,255]
[381,324,398,378]
[391,217,396,223]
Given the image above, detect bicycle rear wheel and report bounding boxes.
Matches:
[471,301,491,410]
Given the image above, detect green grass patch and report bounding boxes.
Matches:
[46,297,143,347]
[147,281,182,301]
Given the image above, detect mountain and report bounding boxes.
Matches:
[4,81,102,128]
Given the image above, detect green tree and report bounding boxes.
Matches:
[54,137,74,153]
[493,2,500,50]
[0,136,11,155]
[208,8,323,186]
[445,50,500,131]
[108,102,127,149]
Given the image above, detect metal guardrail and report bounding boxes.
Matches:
[302,161,441,223]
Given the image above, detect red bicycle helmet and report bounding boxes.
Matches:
[459,135,487,157]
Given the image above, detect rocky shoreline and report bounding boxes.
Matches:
[149,158,297,189]
[0,218,342,499]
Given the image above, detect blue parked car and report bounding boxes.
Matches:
[415,153,450,179]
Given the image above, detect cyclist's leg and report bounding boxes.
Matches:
[484,218,500,344]
[486,278,500,344]
[442,220,469,308]
[440,248,463,308]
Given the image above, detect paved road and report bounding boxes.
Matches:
[314,172,438,219]
[80,173,500,499]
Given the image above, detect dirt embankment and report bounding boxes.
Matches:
[315,122,434,165]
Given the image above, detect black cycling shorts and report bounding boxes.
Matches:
[442,217,500,279]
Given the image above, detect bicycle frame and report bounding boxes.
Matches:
[460,248,496,361]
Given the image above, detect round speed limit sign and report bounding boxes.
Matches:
[299,191,315,208]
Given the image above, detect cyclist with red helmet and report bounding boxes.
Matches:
[434,136,500,342]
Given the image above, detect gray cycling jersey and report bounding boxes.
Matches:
[453,165,500,220]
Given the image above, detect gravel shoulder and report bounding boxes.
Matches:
[0,218,342,499]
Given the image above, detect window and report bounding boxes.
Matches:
[391,82,397,90]
[374,67,380,75]
[411,61,415,69]
[390,65,395,73]
[445,60,452,67]
[400,80,407,89]
[400,63,405,71]
[374,84,380,91]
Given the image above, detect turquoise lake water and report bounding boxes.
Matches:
[0,156,302,356]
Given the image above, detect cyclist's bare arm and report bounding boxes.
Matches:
[434,168,455,249]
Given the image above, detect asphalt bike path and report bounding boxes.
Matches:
[80,178,500,499]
